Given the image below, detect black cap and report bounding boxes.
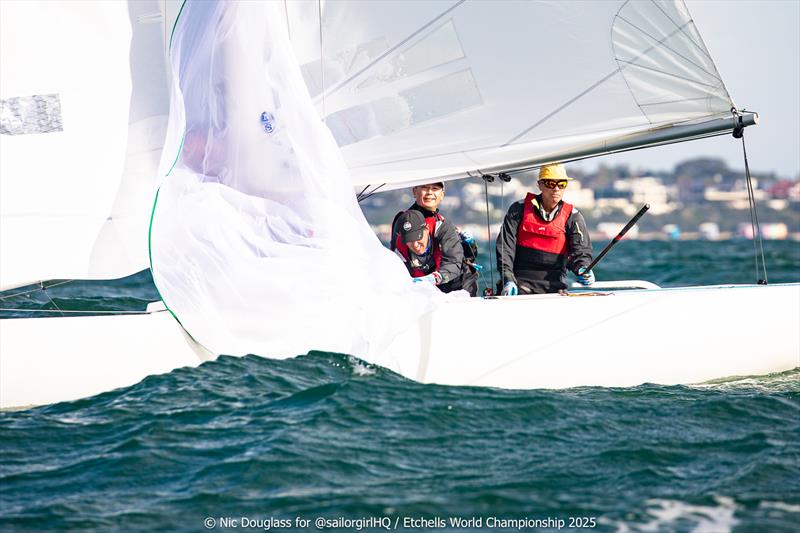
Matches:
[397,210,427,243]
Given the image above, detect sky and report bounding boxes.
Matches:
[576,0,800,179]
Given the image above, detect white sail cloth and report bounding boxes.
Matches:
[1,0,735,293]
[286,0,734,189]
[0,1,170,289]
[150,1,441,361]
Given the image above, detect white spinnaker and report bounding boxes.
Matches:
[150,0,439,362]
[286,0,735,189]
[0,1,170,290]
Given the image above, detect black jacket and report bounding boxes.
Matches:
[391,203,465,290]
[495,196,592,293]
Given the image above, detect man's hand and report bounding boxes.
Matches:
[413,272,442,285]
[577,267,595,286]
[501,281,518,296]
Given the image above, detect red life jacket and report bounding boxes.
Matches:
[393,211,444,277]
[517,192,574,255]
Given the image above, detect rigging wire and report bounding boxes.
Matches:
[499,175,504,295]
[481,174,496,293]
[356,183,388,203]
[317,0,325,121]
[0,278,155,317]
[0,279,75,301]
[497,173,511,295]
[39,281,65,317]
[0,308,151,315]
[355,185,370,202]
[734,110,768,284]
[0,279,76,317]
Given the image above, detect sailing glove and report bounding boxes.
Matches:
[577,267,595,286]
[501,281,518,296]
[413,272,442,285]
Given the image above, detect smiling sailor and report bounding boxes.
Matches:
[390,182,473,294]
[496,164,594,295]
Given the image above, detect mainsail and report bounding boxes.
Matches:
[286,0,750,190]
[0,1,170,290]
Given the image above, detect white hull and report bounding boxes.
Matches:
[2,284,798,409]
[0,309,213,409]
[395,283,800,389]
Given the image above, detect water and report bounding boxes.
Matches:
[1,241,799,532]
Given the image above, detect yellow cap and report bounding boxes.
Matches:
[538,164,573,181]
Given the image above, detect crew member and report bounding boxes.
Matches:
[496,164,594,295]
[391,182,469,292]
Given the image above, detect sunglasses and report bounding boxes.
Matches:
[539,179,569,190]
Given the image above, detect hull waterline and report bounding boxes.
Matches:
[1,284,798,409]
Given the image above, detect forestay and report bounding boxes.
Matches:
[149,0,441,361]
[285,0,735,189]
[0,1,170,290]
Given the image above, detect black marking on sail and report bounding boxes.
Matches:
[0,94,63,135]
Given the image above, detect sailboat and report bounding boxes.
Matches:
[1,0,797,409]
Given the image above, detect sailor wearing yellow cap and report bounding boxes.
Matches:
[495,164,594,295]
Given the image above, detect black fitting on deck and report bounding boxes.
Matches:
[731,108,745,139]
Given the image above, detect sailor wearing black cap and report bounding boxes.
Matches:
[391,203,465,293]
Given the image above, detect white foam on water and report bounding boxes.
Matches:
[54,416,92,426]
[692,368,800,393]
[636,496,739,533]
[347,356,377,377]
[759,501,800,513]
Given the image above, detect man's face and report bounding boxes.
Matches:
[538,179,567,206]
[412,184,444,211]
[407,229,430,255]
